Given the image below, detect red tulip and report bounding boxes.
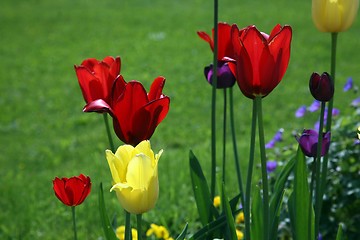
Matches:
[231,24,292,99]
[74,56,121,107]
[197,22,235,60]
[84,76,170,146]
[53,174,91,207]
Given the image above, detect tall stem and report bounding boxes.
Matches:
[124,211,132,240]
[222,88,227,183]
[314,101,326,239]
[103,113,115,152]
[245,99,257,240]
[308,157,317,240]
[255,97,269,240]
[137,214,143,240]
[71,206,78,240]
[229,88,245,207]
[210,0,219,199]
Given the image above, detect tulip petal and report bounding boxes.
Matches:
[53,177,71,206]
[148,77,166,101]
[83,99,112,113]
[106,149,124,183]
[134,140,154,162]
[126,153,154,190]
[197,31,214,51]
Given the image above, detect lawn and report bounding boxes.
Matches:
[0,0,359,239]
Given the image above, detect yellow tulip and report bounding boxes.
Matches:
[106,140,162,214]
[312,0,359,32]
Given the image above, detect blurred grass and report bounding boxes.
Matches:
[0,0,359,239]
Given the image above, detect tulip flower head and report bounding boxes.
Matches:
[231,24,292,99]
[53,174,91,207]
[204,61,236,88]
[312,0,359,32]
[74,56,121,108]
[106,140,162,214]
[296,129,331,157]
[309,72,334,102]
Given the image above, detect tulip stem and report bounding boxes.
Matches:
[308,157,317,240]
[229,87,245,208]
[71,206,78,240]
[244,99,257,240]
[137,214,143,240]
[210,0,218,200]
[222,88,227,183]
[314,101,326,239]
[103,113,115,152]
[125,211,132,240]
[255,96,269,240]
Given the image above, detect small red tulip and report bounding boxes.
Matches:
[53,174,91,207]
[231,24,292,99]
[309,72,334,102]
[74,56,121,107]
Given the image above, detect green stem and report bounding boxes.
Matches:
[125,211,132,240]
[210,0,218,199]
[71,206,78,240]
[245,99,257,240]
[103,113,115,152]
[229,88,245,208]
[222,88,227,184]
[137,214,142,240]
[308,157,317,240]
[314,101,326,239]
[255,96,269,240]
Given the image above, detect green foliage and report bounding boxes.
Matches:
[99,183,118,240]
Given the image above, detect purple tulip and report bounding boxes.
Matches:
[295,129,331,157]
[309,72,334,102]
[295,105,307,118]
[343,77,353,92]
[308,100,321,112]
[204,61,236,88]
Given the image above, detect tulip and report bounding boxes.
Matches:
[106,140,162,214]
[309,72,334,102]
[295,129,331,157]
[74,56,121,109]
[197,22,235,60]
[53,174,91,206]
[231,24,292,99]
[204,61,236,88]
[312,0,359,32]
[84,76,170,146]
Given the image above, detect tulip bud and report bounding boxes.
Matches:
[204,61,236,88]
[295,129,331,157]
[309,72,334,102]
[312,0,359,32]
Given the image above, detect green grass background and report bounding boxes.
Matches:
[1,0,359,239]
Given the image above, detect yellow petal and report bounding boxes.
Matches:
[126,153,154,190]
[135,140,154,160]
[105,150,122,183]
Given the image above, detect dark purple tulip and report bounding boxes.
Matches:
[343,77,353,92]
[204,61,236,88]
[266,160,277,173]
[308,100,320,112]
[309,72,334,102]
[296,129,331,157]
[295,105,307,118]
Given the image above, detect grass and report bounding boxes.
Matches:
[0,0,359,239]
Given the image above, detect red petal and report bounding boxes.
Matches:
[111,75,127,105]
[148,76,166,101]
[217,22,233,59]
[83,99,112,114]
[197,31,214,51]
[75,66,99,103]
[53,177,71,206]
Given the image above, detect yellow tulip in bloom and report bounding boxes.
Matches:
[106,140,162,214]
[312,0,359,32]
[116,226,138,240]
[146,223,172,239]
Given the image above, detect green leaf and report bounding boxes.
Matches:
[221,183,237,240]
[335,223,343,240]
[175,223,188,240]
[189,150,213,226]
[251,186,264,240]
[269,156,295,240]
[99,183,118,240]
[288,147,314,240]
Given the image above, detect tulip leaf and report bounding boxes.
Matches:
[288,147,314,240]
[335,223,343,240]
[269,156,295,240]
[251,186,264,240]
[189,150,213,226]
[99,182,118,240]
[175,223,188,240]
[221,183,237,240]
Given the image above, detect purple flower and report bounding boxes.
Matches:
[308,100,321,112]
[351,97,360,107]
[204,61,236,88]
[265,129,284,149]
[343,77,353,92]
[266,139,276,149]
[309,72,334,102]
[295,105,307,118]
[266,160,277,173]
[295,129,331,157]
